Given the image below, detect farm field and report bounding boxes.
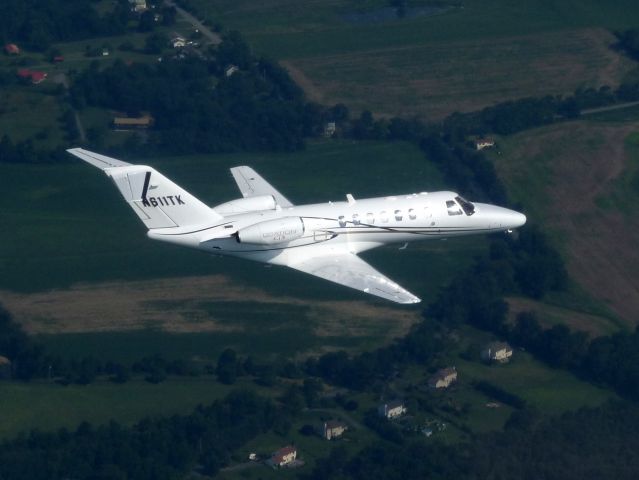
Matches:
[0,376,238,439]
[0,87,66,149]
[189,0,639,118]
[0,140,486,360]
[491,118,639,327]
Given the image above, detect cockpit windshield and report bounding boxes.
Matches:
[455,196,475,216]
[446,200,462,216]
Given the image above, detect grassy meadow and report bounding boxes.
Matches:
[490,116,639,327]
[188,0,639,118]
[0,377,244,439]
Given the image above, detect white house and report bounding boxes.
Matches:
[324,122,336,137]
[378,399,407,419]
[129,0,147,13]
[171,35,186,48]
[225,65,239,77]
[428,367,457,389]
[268,446,297,467]
[481,342,513,363]
[322,420,348,440]
[475,138,495,150]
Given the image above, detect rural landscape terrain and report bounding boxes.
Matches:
[1,0,639,479]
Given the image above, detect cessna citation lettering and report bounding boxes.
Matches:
[67,148,526,304]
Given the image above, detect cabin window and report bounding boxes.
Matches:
[446,200,463,216]
[352,213,360,225]
[408,208,416,220]
[394,209,403,221]
[380,210,389,223]
[338,215,347,227]
[366,212,375,224]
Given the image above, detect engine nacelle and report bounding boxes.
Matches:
[213,195,277,216]
[237,217,305,245]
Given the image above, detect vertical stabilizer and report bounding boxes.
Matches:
[68,148,222,229]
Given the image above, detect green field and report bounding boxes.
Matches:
[194,0,639,58]
[0,376,238,439]
[187,0,639,118]
[0,140,479,293]
[1,140,487,361]
[456,353,614,414]
[0,86,67,149]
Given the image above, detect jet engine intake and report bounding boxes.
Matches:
[213,195,277,216]
[236,217,305,245]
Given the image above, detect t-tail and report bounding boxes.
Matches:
[67,148,222,229]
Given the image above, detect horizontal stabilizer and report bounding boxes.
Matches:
[230,166,293,207]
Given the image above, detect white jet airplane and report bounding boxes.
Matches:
[68,148,526,304]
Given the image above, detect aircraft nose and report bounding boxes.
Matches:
[476,203,526,230]
[510,210,526,228]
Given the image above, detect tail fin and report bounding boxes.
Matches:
[68,148,222,229]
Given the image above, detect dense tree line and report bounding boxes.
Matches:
[307,317,448,391]
[0,0,129,51]
[304,401,639,480]
[442,80,639,137]
[0,390,286,480]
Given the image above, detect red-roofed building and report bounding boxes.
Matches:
[5,43,20,55]
[16,69,48,84]
[30,71,47,84]
[268,446,297,467]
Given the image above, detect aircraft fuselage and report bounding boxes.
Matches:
[148,190,525,267]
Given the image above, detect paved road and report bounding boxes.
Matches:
[53,72,87,142]
[165,0,222,45]
[581,100,639,116]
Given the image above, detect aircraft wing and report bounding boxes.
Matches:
[67,148,132,170]
[287,253,421,304]
[230,166,294,207]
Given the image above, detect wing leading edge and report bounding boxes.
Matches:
[287,253,421,304]
[67,148,132,170]
[230,166,294,207]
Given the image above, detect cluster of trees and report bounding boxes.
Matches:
[419,134,507,203]
[0,136,59,164]
[305,401,639,480]
[427,227,567,333]
[615,28,639,61]
[70,33,331,154]
[306,317,448,391]
[511,312,639,401]
[0,390,287,480]
[1,0,130,51]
